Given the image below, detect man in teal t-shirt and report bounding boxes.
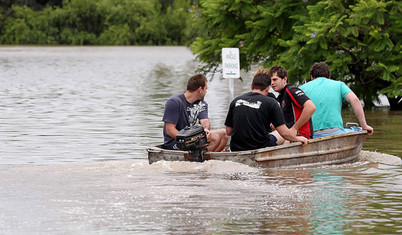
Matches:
[300,62,373,138]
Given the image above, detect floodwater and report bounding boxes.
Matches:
[0,46,401,234]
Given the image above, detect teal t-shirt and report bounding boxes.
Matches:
[300,77,351,131]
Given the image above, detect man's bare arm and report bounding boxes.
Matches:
[292,100,316,131]
[200,119,211,131]
[276,124,308,144]
[165,122,179,139]
[345,92,374,135]
[226,126,233,136]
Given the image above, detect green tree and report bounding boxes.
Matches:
[0,0,194,46]
[0,5,57,44]
[59,0,105,45]
[96,0,156,45]
[0,0,62,11]
[160,0,194,45]
[191,0,401,109]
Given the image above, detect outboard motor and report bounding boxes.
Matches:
[176,126,209,162]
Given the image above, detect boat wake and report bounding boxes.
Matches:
[358,150,402,166]
[131,159,259,175]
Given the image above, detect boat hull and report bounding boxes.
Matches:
[147,130,367,168]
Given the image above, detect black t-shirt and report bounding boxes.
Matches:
[267,92,277,99]
[225,92,285,151]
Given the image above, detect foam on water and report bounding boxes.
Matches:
[359,150,402,165]
[125,150,402,174]
[141,159,259,174]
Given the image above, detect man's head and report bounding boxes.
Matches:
[268,65,288,92]
[187,74,208,100]
[309,62,331,80]
[251,68,271,92]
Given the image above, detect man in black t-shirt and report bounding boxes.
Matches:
[224,68,308,151]
[269,65,316,139]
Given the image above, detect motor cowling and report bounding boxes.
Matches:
[176,126,208,162]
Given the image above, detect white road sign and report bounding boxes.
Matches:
[222,48,240,79]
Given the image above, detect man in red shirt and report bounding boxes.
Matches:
[268,66,316,139]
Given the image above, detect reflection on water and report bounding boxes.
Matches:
[310,171,349,234]
[0,47,401,234]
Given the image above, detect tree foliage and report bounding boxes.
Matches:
[191,0,401,109]
[0,0,194,45]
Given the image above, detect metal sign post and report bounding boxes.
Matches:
[222,48,240,100]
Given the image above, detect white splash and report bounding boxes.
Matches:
[359,150,402,165]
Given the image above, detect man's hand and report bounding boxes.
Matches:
[204,129,212,140]
[296,136,309,145]
[362,124,374,135]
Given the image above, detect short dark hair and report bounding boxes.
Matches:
[268,65,287,79]
[252,68,271,90]
[187,74,207,92]
[310,62,331,79]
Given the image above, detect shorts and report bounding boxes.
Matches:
[268,134,278,147]
[313,126,361,139]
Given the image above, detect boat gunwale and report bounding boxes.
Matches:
[147,130,368,156]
